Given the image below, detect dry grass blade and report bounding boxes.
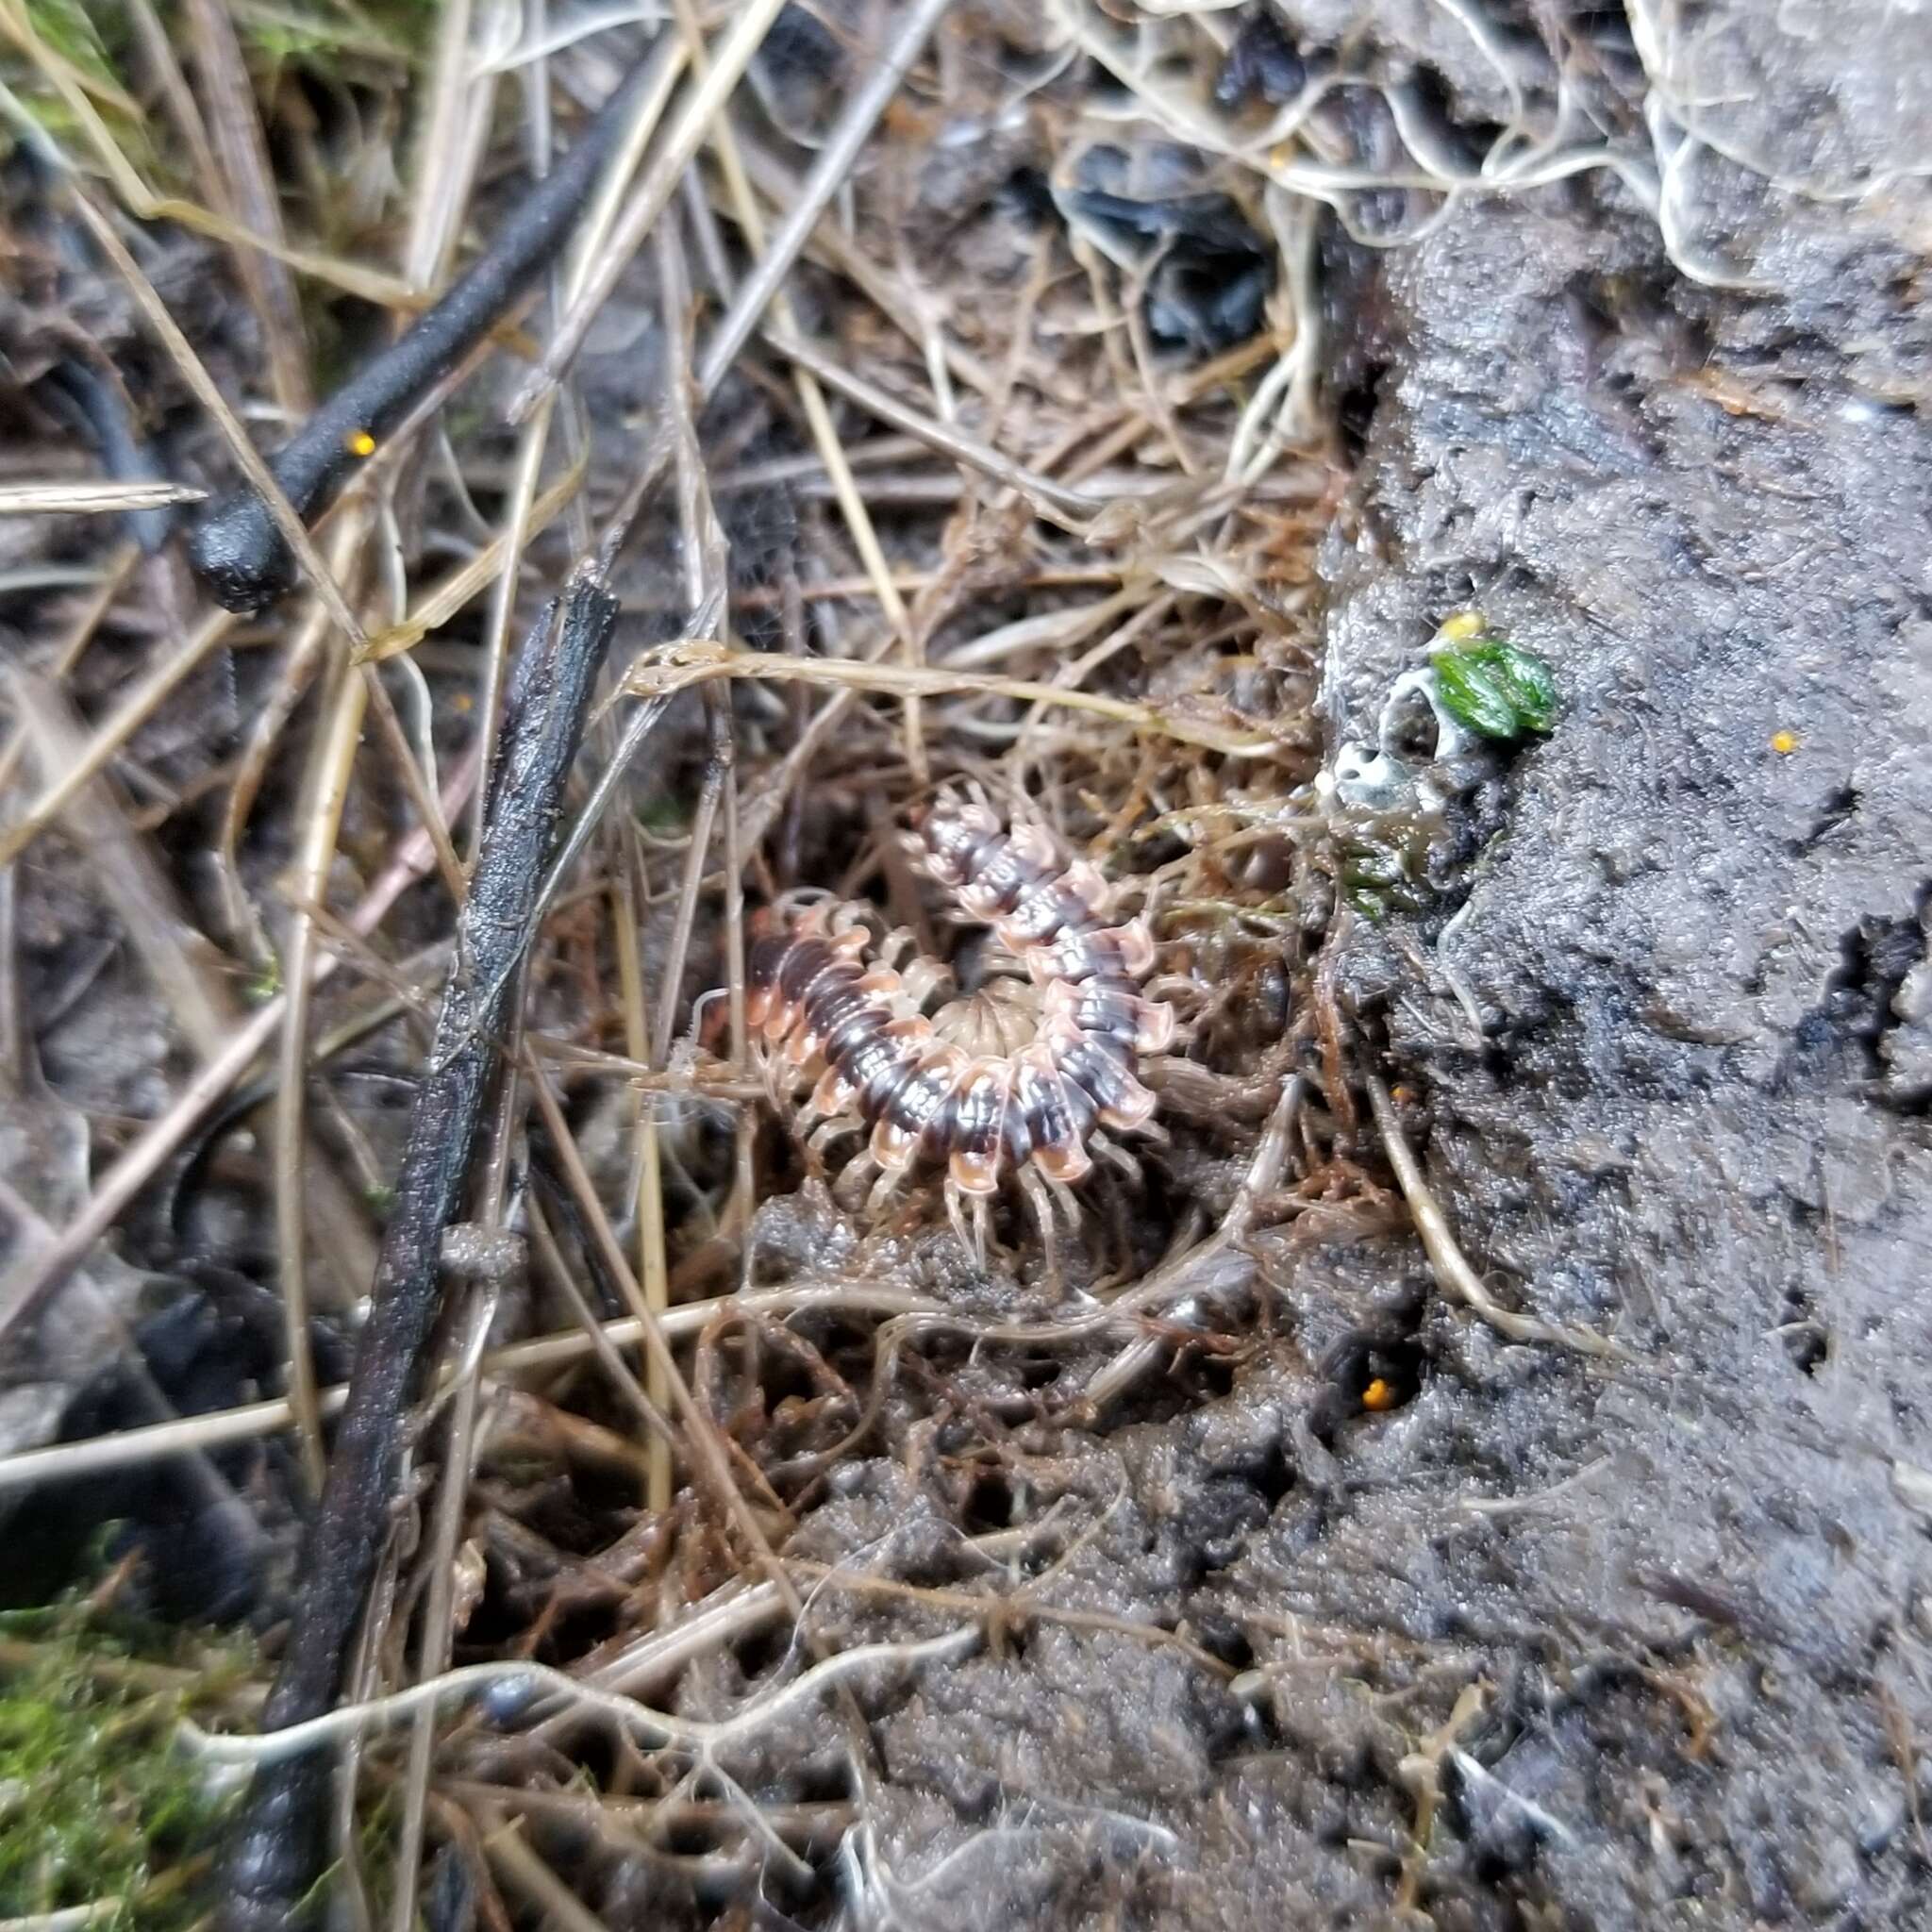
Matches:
[355,459,585,663]
[181,0,312,416]
[1365,1074,1636,1361]
[0,0,421,304]
[0,480,207,515]
[760,327,1114,525]
[389,1290,497,1932]
[0,607,239,866]
[686,23,925,769]
[0,1285,942,1495]
[693,0,957,391]
[0,748,476,1342]
[479,1818,616,1932]
[618,639,1283,755]
[511,0,791,414]
[273,626,369,1495]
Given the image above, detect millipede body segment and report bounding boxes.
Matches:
[746,800,1175,1241]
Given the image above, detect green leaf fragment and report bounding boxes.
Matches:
[1430,649,1522,741]
[1428,637,1560,741]
[1473,641,1559,732]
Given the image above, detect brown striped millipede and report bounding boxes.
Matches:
[744,796,1177,1256]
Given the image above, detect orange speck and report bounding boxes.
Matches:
[1771,729,1800,755]
[1361,1377,1397,1412]
[347,428,377,458]
[450,691,474,714]
[1391,1084,1416,1105]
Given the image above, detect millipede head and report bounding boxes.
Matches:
[912,793,1006,892]
[745,931,791,1028]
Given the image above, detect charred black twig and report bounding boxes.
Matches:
[212,572,619,1932]
[40,358,176,554]
[12,138,179,557]
[183,52,656,613]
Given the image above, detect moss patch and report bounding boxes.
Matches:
[0,1607,243,1927]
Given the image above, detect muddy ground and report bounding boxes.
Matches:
[747,19,1932,1932]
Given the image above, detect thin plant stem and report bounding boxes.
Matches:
[510,0,791,415]
[274,635,369,1494]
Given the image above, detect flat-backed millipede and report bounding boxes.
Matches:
[744,797,1176,1250]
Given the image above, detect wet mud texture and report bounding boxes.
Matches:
[774,52,1932,1932]
[1310,180,1932,1923]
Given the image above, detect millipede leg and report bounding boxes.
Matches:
[834,1152,879,1213]
[1045,1172,1082,1232]
[1017,1165,1061,1289]
[1090,1130,1143,1185]
[806,1112,867,1168]
[1145,971,1206,1008]
[865,1162,910,1220]
[944,1178,983,1267]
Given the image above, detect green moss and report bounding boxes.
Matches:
[0,1607,243,1927]
[236,0,435,72]
[0,2,161,182]
[24,0,123,89]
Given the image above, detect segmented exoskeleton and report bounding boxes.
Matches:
[745,797,1175,1255]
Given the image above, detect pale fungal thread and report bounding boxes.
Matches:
[745,797,1177,1254]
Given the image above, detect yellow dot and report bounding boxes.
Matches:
[1439,609,1489,641]
[1771,729,1800,755]
[347,428,376,458]
[1361,1377,1397,1412]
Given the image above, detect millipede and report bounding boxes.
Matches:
[744,796,1177,1254]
